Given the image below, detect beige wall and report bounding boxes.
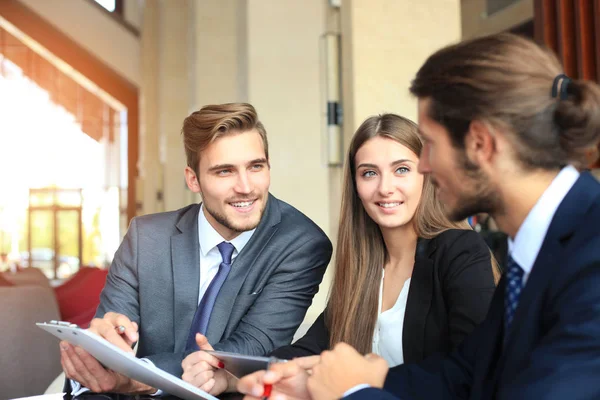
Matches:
[124,0,143,30]
[246,0,329,232]
[342,0,462,129]
[18,0,141,86]
[157,0,193,212]
[246,0,332,322]
[139,0,162,215]
[191,0,248,107]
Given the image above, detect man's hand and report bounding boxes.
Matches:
[237,356,319,400]
[182,334,233,395]
[307,343,388,400]
[88,312,139,353]
[59,312,155,394]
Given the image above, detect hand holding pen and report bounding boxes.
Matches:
[88,311,139,354]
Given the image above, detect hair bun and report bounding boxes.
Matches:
[553,79,600,167]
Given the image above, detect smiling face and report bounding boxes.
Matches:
[185,129,270,240]
[354,136,424,230]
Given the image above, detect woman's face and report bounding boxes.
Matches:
[354,136,424,230]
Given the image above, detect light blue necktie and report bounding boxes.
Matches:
[504,254,524,343]
[186,241,235,351]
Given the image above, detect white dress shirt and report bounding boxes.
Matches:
[372,269,411,367]
[197,205,255,303]
[508,165,579,287]
[71,205,256,396]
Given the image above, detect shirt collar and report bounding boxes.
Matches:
[508,165,580,274]
[198,205,256,257]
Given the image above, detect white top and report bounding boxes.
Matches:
[197,205,255,303]
[372,268,411,367]
[508,165,579,287]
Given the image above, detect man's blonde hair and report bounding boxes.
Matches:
[181,103,269,175]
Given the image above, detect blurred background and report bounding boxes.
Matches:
[0,0,599,396]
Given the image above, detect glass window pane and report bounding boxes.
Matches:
[28,209,55,279]
[29,191,54,208]
[57,210,80,279]
[56,190,82,207]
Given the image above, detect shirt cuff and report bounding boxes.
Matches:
[140,358,163,396]
[343,384,371,398]
[69,379,90,397]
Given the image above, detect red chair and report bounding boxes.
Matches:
[54,266,97,297]
[54,267,108,327]
[69,305,99,328]
[0,273,15,286]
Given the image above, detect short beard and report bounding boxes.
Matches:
[200,189,265,233]
[204,202,247,234]
[447,152,502,222]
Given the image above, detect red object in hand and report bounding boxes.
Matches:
[263,384,272,397]
[218,361,225,369]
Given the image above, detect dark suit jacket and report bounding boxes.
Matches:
[93,194,332,377]
[271,229,496,364]
[347,172,600,400]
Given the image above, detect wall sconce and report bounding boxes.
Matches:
[321,32,342,167]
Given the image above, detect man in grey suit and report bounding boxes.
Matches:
[59,103,332,396]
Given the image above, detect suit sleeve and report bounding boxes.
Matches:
[442,230,497,348]
[213,235,332,356]
[497,259,600,400]
[269,311,330,359]
[94,217,141,323]
[91,219,184,376]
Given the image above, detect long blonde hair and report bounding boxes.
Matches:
[327,114,487,354]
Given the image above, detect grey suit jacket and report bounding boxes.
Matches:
[95,193,332,377]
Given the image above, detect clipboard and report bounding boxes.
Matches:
[36,321,217,400]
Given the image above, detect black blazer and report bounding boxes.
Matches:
[348,172,600,400]
[271,229,496,364]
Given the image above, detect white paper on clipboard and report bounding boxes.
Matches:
[36,322,217,400]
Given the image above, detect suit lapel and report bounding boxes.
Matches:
[496,173,598,385]
[172,204,201,352]
[475,277,508,399]
[205,194,282,344]
[402,238,435,363]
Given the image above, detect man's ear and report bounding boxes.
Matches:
[184,166,201,193]
[464,120,496,166]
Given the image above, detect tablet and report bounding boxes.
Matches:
[204,350,284,379]
[36,321,217,400]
